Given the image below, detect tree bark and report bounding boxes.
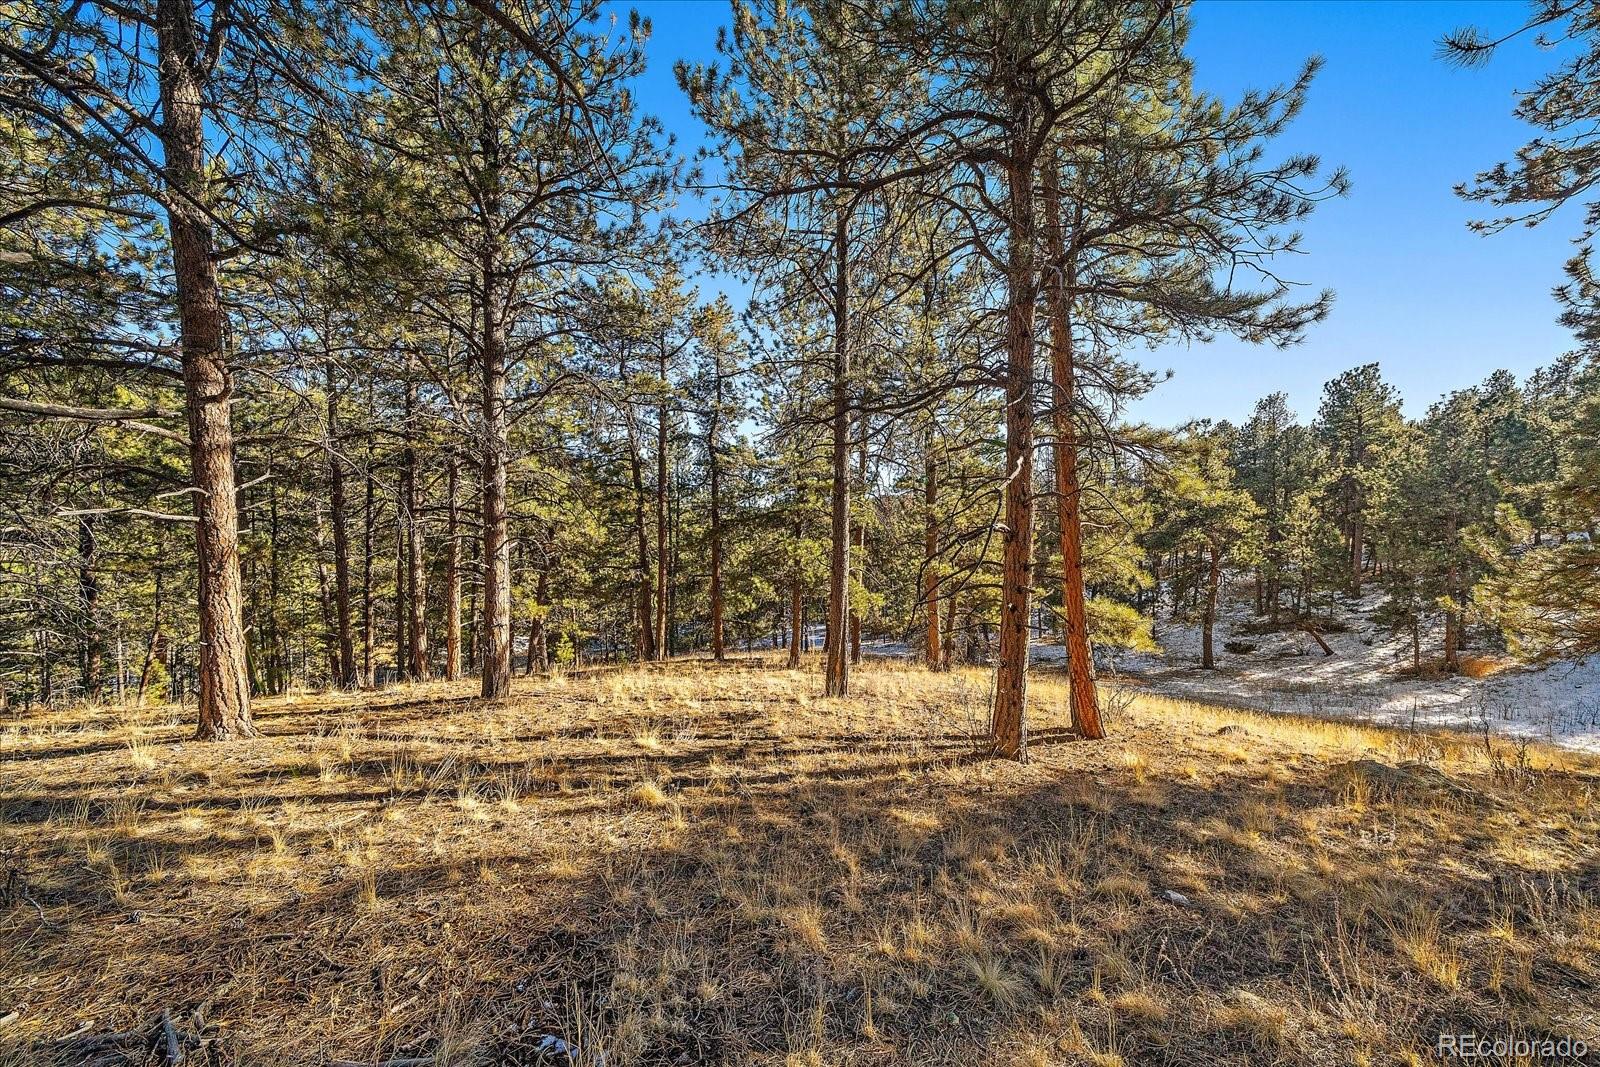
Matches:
[1443,512,1461,673]
[923,444,942,670]
[788,581,803,669]
[626,406,656,662]
[361,428,376,686]
[654,345,670,661]
[445,453,462,681]
[1041,157,1104,739]
[991,149,1037,760]
[325,368,357,688]
[157,0,253,738]
[404,368,429,681]
[77,516,101,700]
[825,209,852,697]
[137,572,164,705]
[394,471,408,681]
[708,414,726,662]
[480,252,513,699]
[1202,542,1221,669]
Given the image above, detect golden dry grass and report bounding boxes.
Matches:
[1,656,1597,1065]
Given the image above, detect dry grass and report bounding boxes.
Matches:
[1,656,1598,1065]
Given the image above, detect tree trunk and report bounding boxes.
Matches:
[1040,158,1104,739]
[480,253,513,699]
[991,149,1037,760]
[325,369,357,688]
[1202,543,1221,669]
[137,572,163,705]
[1349,507,1364,596]
[626,409,656,662]
[445,454,462,681]
[654,345,670,661]
[530,567,549,674]
[361,435,376,686]
[788,581,803,670]
[77,516,101,700]
[825,210,852,697]
[943,583,958,668]
[923,443,942,670]
[158,0,253,737]
[708,422,726,662]
[404,370,429,681]
[394,472,408,681]
[1443,512,1461,673]
[850,414,867,667]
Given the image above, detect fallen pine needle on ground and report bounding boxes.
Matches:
[2,656,1597,1066]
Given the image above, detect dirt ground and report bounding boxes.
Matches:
[2,657,1597,1066]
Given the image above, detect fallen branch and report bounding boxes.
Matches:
[158,1009,183,1065]
[1302,624,1334,657]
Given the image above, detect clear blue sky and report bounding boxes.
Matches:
[630,0,1582,426]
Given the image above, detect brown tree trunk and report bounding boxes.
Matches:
[654,345,670,661]
[445,454,462,681]
[788,581,803,670]
[325,369,357,688]
[1202,543,1221,669]
[404,370,429,681]
[157,0,253,738]
[626,409,656,662]
[77,516,101,700]
[394,472,408,681]
[923,444,942,670]
[942,582,958,668]
[137,572,163,705]
[825,210,852,697]
[1349,508,1364,596]
[361,434,376,686]
[530,567,549,674]
[850,415,867,667]
[708,425,726,662]
[991,150,1037,760]
[1041,158,1104,739]
[1443,512,1461,673]
[480,254,513,699]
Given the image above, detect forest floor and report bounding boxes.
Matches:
[2,659,1599,1066]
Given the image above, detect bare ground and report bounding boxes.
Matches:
[2,658,1597,1066]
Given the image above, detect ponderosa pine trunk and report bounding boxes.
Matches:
[626,405,656,662]
[924,444,942,670]
[825,211,852,697]
[991,148,1038,760]
[1443,511,1461,673]
[708,421,726,662]
[1349,508,1364,596]
[849,417,867,667]
[157,0,253,738]
[325,369,357,689]
[1202,542,1221,669]
[531,567,549,674]
[394,472,408,680]
[445,454,462,681]
[77,516,101,700]
[1041,158,1104,739]
[480,253,513,699]
[361,451,375,686]
[788,581,803,669]
[404,371,429,681]
[654,347,670,661]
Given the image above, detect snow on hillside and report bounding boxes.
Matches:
[1070,589,1600,753]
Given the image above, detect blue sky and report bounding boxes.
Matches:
[630,0,1582,426]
